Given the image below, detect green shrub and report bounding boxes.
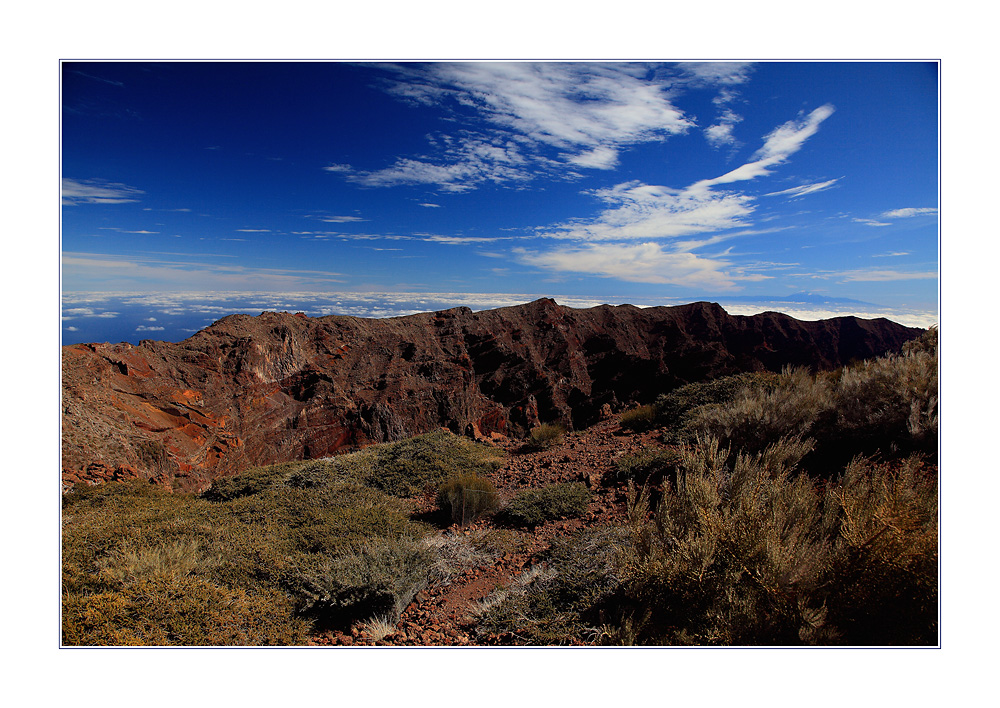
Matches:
[606,435,937,646]
[63,448,443,645]
[437,474,500,525]
[63,577,310,646]
[499,482,590,527]
[677,336,938,471]
[354,429,506,497]
[655,371,782,435]
[610,447,683,487]
[526,423,565,450]
[681,367,835,453]
[473,526,629,645]
[619,404,657,432]
[288,538,435,627]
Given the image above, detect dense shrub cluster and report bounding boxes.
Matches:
[607,436,937,645]
[610,447,683,487]
[350,429,506,497]
[437,474,500,525]
[677,328,938,471]
[474,526,629,645]
[525,423,565,450]
[62,430,504,645]
[655,371,782,437]
[499,482,591,527]
[619,404,657,432]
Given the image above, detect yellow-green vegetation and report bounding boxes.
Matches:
[473,329,938,646]
[437,474,500,525]
[526,422,565,450]
[679,329,938,472]
[611,447,683,487]
[609,437,937,645]
[499,482,591,527]
[62,430,505,646]
[473,526,630,645]
[618,404,657,432]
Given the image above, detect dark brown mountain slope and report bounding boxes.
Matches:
[61,299,923,491]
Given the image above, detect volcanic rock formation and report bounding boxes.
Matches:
[61,299,924,491]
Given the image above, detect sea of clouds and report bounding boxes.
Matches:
[60,291,938,346]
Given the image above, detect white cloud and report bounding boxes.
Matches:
[537,181,754,243]
[880,207,938,219]
[61,252,348,291]
[704,105,745,150]
[62,178,144,205]
[322,163,353,172]
[135,325,165,331]
[515,242,767,289]
[421,235,509,245]
[765,178,841,198]
[512,104,836,287]
[236,229,272,233]
[348,63,696,191]
[838,269,938,282]
[419,203,441,208]
[679,62,755,87]
[690,105,836,191]
[314,215,367,223]
[853,218,892,227]
[348,137,531,191]
[60,292,939,334]
[564,146,620,170]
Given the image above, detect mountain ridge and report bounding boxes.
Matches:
[61,298,924,492]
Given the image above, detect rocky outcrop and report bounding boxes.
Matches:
[61,299,924,492]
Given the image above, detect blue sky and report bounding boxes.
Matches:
[61,61,939,343]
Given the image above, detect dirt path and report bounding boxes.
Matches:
[308,418,665,647]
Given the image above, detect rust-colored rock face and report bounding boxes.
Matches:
[61,299,923,492]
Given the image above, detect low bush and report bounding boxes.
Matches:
[437,474,500,525]
[676,330,938,471]
[473,526,629,645]
[610,447,683,487]
[499,482,590,527]
[606,435,937,646]
[353,429,506,498]
[526,423,565,450]
[425,528,527,584]
[289,538,435,627]
[681,367,835,454]
[619,404,657,432]
[655,371,781,436]
[63,456,438,645]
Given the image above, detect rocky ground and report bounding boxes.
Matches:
[308,417,663,647]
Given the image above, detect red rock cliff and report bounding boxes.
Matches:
[61,299,923,491]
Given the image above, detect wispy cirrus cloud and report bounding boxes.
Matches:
[537,181,754,243]
[516,241,768,289]
[691,105,836,191]
[62,252,347,291]
[307,214,368,223]
[514,105,836,288]
[765,178,841,198]
[880,207,938,219]
[62,178,144,205]
[837,269,937,282]
[335,63,700,191]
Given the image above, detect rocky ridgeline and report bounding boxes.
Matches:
[61,298,923,492]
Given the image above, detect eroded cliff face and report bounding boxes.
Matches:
[61,299,924,491]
